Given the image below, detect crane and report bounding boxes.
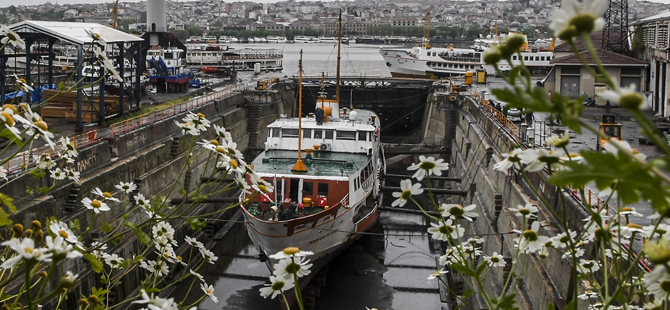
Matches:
[109,0,120,29]
[423,9,431,49]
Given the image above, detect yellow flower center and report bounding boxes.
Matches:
[270,281,285,291]
[258,183,267,193]
[283,247,301,255]
[448,205,464,217]
[91,200,102,209]
[59,230,69,238]
[209,139,219,146]
[620,93,644,110]
[1,112,15,127]
[33,121,48,131]
[522,229,538,242]
[177,256,182,261]
[24,247,34,254]
[518,208,531,216]
[103,192,112,198]
[620,207,633,212]
[229,159,238,169]
[400,189,412,200]
[197,113,205,118]
[206,289,212,294]
[627,223,642,229]
[419,161,435,170]
[2,104,17,114]
[215,146,226,154]
[490,256,499,263]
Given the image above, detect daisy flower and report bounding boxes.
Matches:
[64,168,80,182]
[407,155,449,181]
[133,290,178,309]
[190,269,205,282]
[548,130,570,148]
[259,275,294,299]
[525,149,562,172]
[644,265,670,300]
[103,253,124,269]
[115,181,137,194]
[577,290,599,300]
[0,166,7,180]
[603,138,646,160]
[85,29,107,45]
[141,259,169,276]
[213,124,228,139]
[600,84,646,110]
[152,222,175,240]
[200,283,218,303]
[483,252,505,267]
[0,238,52,269]
[427,270,447,280]
[508,203,538,218]
[134,193,150,207]
[185,236,204,249]
[1,29,26,49]
[13,74,34,92]
[550,230,578,249]
[391,179,423,207]
[184,112,211,132]
[50,168,66,180]
[199,247,218,264]
[494,148,525,171]
[82,197,110,214]
[548,0,607,40]
[175,121,199,136]
[514,221,550,254]
[441,203,478,222]
[49,220,81,246]
[578,259,601,274]
[45,236,83,260]
[273,256,312,280]
[269,247,314,260]
[427,219,464,241]
[91,187,121,202]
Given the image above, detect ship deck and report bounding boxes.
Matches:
[251,149,369,178]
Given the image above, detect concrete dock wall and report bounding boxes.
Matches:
[422,92,590,309]
[1,88,292,308]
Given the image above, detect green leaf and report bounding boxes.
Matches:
[496,293,518,310]
[450,263,476,278]
[507,66,522,84]
[29,169,46,179]
[0,193,17,214]
[475,261,487,277]
[462,289,474,299]
[547,303,555,310]
[564,300,576,310]
[101,221,113,233]
[85,253,103,273]
[0,128,24,148]
[125,222,151,245]
[0,209,13,227]
[58,82,65,90]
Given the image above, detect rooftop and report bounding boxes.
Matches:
[549,48,648,66]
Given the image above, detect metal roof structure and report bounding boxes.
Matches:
[9,20,143,45]
[2,21,146,132]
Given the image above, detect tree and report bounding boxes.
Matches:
[8,5,17,15]
[517,16,527,24]
[173,29,190,41]
[194,9,203,15]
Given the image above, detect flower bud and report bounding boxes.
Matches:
[87,295,99,304]
[483,48,502,65]
[505,34,525,52]
[79,299,89,308]
[498,43,515,59]
[643,238,670,265]
[620,92,645,110]
[37,271,48,279]
[23,229,33,238]
[557,25,579,41]
[31,220,42,231]
[571,14,597,35]
[13,223,24,238]
[33,229,44,243]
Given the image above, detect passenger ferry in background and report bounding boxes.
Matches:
[293,35,319,43]
[380,21,553,77]
[267,36,288,43]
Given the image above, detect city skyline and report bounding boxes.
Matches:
[1,0,668,7]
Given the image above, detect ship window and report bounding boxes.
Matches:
[282,129,298,137]
[318,183,329,195]
[524,56,528,61]
[325,130,334,139]
[303,182,314,195]
[272,128,280,137]
[338,131,356,140]
[165,52,174,59]
[358,131,367,141]
[513,55,518,60]
[303,129,312,138]
[541,56,545,61]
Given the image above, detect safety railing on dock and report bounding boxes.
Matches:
[3,130,99,175]
[110,84,242,135]
[469,89,614,214]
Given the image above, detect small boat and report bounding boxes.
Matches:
[240,10,383,281]
[146,46,192,92]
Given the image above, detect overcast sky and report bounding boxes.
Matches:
[1,0,669,8]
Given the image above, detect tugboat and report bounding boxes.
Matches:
[240,11,384,276]
[146,46,192,93]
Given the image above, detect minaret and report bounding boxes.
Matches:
[147,0,167,45]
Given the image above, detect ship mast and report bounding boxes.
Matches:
[292,50,307,173]
[336,9,342,103]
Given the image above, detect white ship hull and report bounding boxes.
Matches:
[380,45,554,77]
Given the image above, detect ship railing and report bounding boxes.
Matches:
[361,175,374,192]
[340,194,350,209]
[471,88,642,256]
[110,85,242,135]
[3,130,99,176]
